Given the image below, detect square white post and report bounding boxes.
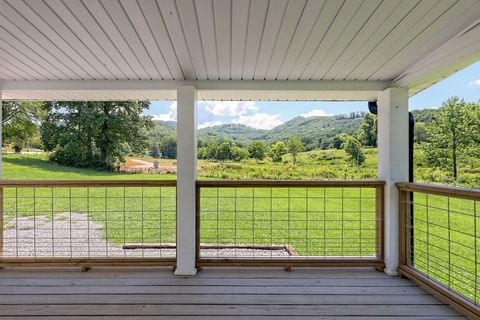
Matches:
[175,85,197,276]
[377,87,409,276]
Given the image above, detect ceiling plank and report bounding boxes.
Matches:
[371,0,480,80]
[230,0,250,79]
[139,0,184,80]
[213,0,232,80]
[157,0,196,79]
[322,0,402,80]
[44,0,125,79]
[264,0,307,80]
[194,0,218,80]
[120,0,173,79]
[4,0,101,79]
[312,0,383,80]
[276,0,326,80]
[82,0,149,79]
[27,0,115,79]
[62,0,137,79]
[253,0,288,80]
[101,0,161,79]
[346,0,443,80]
[0,39,50,80]
[242,0,270,80]
[332,0,419,80]
[300,0,364,80]
[174,0,207,79]
[285,0,344,80]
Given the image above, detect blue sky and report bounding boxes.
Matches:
[145,61,480,129]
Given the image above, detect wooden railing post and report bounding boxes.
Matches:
[398,189,406,267]
[195,184,200,266]
[375,186,385,262]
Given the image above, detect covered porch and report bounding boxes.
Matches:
[1,0,480,318]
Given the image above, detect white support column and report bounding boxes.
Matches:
[175,85,197,276]
[377,87,409,276]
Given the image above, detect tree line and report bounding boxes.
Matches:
[3,97,480,180]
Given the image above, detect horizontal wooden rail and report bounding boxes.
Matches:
[197,258,384,268]
[197,180,385,188]
[0,257,176,268]
[0,180,177,188]
[396,182,480,201]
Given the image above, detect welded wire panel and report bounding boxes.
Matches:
[2,186,176,259]
[407,192,479,304]
[199,186,379,259]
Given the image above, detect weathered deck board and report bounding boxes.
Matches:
[0,267,465,319]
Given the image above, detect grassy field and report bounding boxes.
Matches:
[3,153,379,257]
[2,152,479,302]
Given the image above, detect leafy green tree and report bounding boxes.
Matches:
[343,136,365,166]
[231,146,249,162]
[197,146,208,160]
[268,141,287,163]
[215,142,233,162]
[159,134,176,159]
[358,113,377,147]
[42,101,152,170]
[414,122,428,144]
[423,97,474,179]
[249,140,267,162]
[287,136,304,164]
[206,141,219,160]
[333,133,349,149]
[2,101,44,153]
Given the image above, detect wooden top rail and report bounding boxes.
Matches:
[197,180,385,188]
[396,182,480,201]
[0,180,177,188]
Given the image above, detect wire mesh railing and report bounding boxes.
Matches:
[0,180,176,266]
[397,182,480,318]
[196,180,385,268]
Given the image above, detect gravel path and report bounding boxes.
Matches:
[4,212,290,258]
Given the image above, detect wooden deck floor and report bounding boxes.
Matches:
[0,267,465,319]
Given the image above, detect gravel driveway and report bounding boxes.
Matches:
[3,212,291,259]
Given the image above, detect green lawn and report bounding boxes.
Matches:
[2,153,378,257]
[2,153,479,303]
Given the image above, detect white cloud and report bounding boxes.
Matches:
[231,113,283,130]
[152,101,177,121]
[204,101,258,116]
[470,79,480,86]
[150,100,285,130]
[300,109,331,118]
[198,120,222,129]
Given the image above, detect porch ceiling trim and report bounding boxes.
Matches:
[0,79,391,101]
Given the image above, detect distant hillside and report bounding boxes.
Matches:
[147,109,439,149]
[149,115,364,149]
[262,116,363,148]
[199,124,265,144]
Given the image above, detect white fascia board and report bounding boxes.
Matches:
[393,19,480,96]
[0,79,391,92]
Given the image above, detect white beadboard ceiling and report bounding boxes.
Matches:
[0,0,479,100]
